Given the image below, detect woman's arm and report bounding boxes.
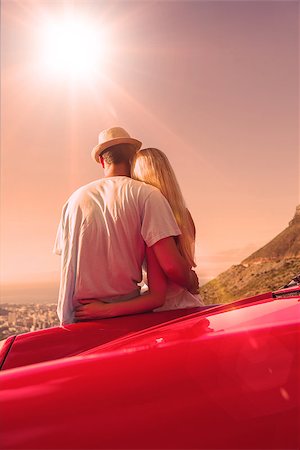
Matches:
[74,246,168,321]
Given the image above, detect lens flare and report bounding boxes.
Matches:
[42,16,106,80]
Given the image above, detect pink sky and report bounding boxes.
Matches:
[1,0,299,292]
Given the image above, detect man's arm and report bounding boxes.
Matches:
[151,236,199,293]
[140,189,199,293]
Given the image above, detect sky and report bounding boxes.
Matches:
[0,0,299,300]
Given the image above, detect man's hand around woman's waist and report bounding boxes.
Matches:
[75,299,110,321]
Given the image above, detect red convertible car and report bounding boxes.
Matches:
[0,278,299,449]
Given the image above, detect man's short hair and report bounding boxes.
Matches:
[101,143,136,165]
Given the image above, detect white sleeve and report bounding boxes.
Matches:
[55,201,82,325]
[53,203,69,256]
[53,220,63,256]
[141,189,181,247]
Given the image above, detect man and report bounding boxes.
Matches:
[54,126,198,325]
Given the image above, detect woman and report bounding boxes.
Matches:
[132,148,203,311]
[75,148,202,321]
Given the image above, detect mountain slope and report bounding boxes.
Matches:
[200,206,300,304]
[243,206,300,263]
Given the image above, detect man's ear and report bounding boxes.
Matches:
[99,155,105,169]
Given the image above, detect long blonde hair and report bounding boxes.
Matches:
[131,148,196,268]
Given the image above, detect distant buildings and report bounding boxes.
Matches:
[0,304,59,340]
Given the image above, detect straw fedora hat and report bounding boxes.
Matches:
[91,127,142,163]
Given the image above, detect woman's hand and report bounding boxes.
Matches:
[74,299,110,321]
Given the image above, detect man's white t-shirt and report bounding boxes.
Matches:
[54,176,181,325]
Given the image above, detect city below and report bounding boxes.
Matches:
[0,303,59,341]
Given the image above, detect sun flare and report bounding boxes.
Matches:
[41,16,107,80]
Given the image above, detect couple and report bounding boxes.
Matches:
[54,127,203,325]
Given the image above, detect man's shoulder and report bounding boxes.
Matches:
[128,178,161,196]
[66,179,102,204]
[103,177,161,197]
[67,177,162,205]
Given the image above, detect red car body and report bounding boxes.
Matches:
[0,284,299,449]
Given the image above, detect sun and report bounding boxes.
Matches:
[41,15,107,81]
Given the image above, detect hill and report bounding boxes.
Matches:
[200,206,300,304]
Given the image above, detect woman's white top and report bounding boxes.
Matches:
[153,281,203,311]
